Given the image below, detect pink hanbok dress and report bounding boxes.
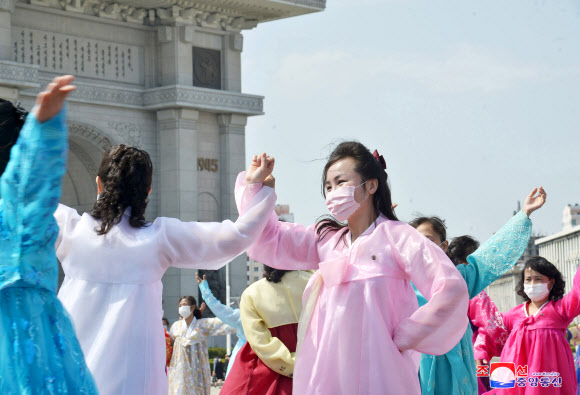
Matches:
[488,268,580,394]
[469,290,509,394]
[235,173,470,395]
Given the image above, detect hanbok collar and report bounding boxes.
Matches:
[523,300,550,317]
[122,207,132,217]
[186,317,198,336]
[347,214,385,251]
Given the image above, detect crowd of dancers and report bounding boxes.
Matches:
[1,75,578,395]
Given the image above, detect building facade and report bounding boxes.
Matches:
[0,0,325,345]
[563,204,580,230]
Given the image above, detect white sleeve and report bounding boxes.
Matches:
[159,184,276,269]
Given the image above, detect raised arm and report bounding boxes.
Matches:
[1,76,75,257]
[197,275,241,330]
[159,175,276,270]
[389,222,469,355]
[555,267,580,322]
[461,188,545,297]
[235,172,320,271]
[200,317,236,337]
[240,291,295,377]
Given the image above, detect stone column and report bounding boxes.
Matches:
[218,113,248,300]
[156,22,194,86]
[0,0,19,102]
[157,108,199,321]
[0,0,13,61]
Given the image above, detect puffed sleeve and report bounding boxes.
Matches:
[1,109,68,256]
[199,280,242,332]
[199,318,236,337]
[235,171,320,271]
[240,290,295,377]
[554,267,580,322]
[388,222,469,355]
[469,291,508,361]
[157,172,276,270]
[460,211,532,298]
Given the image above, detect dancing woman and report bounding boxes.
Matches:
[235,141,470,394]
[0,76,98,393]
[56,150,276,394]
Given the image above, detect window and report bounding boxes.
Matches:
[254,276,259,282]
[253,267,259,272]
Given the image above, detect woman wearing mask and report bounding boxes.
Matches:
[486,257,580,394]
[168,296,235,395]
[234,141,470,394]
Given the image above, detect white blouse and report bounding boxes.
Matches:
[55,180,275,395]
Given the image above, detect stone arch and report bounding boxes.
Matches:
[196,192,219,222]
[61,122,120,215]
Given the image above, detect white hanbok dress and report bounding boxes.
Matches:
[55,178,276,395]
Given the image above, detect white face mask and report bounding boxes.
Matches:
[179,305,192,319]
[524,282,551,302]
[325,181,369,222]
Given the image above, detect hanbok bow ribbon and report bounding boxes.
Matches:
[373,150,386,170]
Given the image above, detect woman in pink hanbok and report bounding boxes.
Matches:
[235,142,470,394]
[487,256,580,394]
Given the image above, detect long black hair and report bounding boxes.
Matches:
[91,144,153,235]
[263,265,291,283]
[179,296,203,320]
[316,141,398,241]
[447,235,480,266]
[0,99,28,177]
[516,256,566,302]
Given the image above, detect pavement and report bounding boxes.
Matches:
[210,385,222,395]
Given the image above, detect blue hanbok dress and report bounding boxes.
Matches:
[0,109,98,394]
[415,211,532,395]
[199,279,246,378]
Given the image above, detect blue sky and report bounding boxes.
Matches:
[241,0,580,242]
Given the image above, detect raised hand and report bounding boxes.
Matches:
[200,302,206,313]
[245,153,275,185]
[35,75,76,123]
[195,273,206,284]
[523,187,547,217]
[263,174,275,189]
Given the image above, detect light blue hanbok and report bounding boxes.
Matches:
[415,211,532,395]
[0,109,98,394]
[199,279,246,378]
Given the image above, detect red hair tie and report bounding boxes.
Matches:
[373,150,386,170]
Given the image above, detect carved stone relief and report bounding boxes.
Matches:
[12,27,143,84]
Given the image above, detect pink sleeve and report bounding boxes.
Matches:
[469,291,509,360]
[234,172,320,271]
[555,267,580,322]
[389,222,469,355]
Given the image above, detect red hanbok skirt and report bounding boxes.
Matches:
[221,323,298,395]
